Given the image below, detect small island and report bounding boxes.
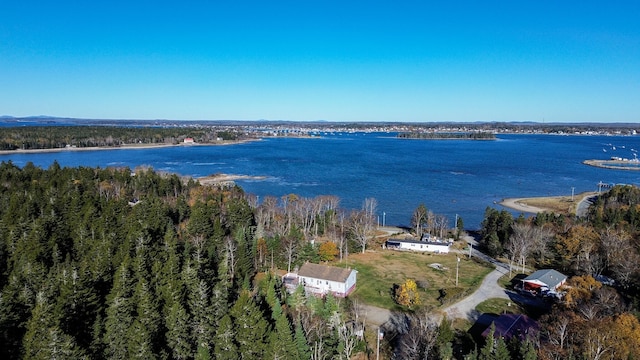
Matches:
[397,132,496,140]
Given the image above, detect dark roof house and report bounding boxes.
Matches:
[482,314,539,341]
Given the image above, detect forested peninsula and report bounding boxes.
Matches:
[0,126,249,150]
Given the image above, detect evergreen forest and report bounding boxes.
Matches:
[0,126,245,150]
[1,159,640,359]
[0,161,367,359]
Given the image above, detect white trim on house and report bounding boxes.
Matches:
[283,263,357,297]
[384,238,451,254]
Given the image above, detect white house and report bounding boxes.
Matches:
[384,238,451,254]
[283,263,357,297]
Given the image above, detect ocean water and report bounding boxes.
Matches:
[2,133,640,229]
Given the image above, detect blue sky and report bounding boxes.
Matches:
[1,1,639,122]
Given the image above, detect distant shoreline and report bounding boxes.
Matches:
[0,139,260,156]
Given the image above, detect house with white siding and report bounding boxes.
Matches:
[283,263,357,297]
[384,237,451,254]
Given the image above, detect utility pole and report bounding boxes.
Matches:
[383,212,386,227]
[376,327,383,360]
[456,256,460,287]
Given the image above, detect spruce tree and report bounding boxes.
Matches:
[165,300,192,360]
[494,336,510,360]
[519,337,538,360]
[213,314,238,360]
[230,291,269,359]
[104,258,135,359]
[480,324,496,360]
[294,319,312,360]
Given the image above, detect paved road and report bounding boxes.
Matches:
[360,235,525,327]
[442,267,509,321]
[576,194,598,217]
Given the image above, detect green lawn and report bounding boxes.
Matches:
[475,298,524,316]
[342,250,494,309]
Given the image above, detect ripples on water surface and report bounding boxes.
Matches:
[3,133,640,229]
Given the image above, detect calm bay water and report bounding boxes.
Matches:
[2,133,640,229]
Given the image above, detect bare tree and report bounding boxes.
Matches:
[363,197,378,219]
[223,236,237,284]
[412,204,428,239]
[612,249,640,288]
[292,197,317,238]
[426,210,436,236]
[434,214,449,239]
[190,235,207,267]
[584,328,610,360]
[507,223,531,275]
[349,210,373,254]
[396,310,439,360]
[507,223,553,274]
[282,234,299,273]
[337,321,358,360]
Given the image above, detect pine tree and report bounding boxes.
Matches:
[127,319,156,359]
[230,291,269,359]
[104,258,135,359]
[267,312,299,359]
[23,291,88,359]
[213,314,238,360]
[165,300,192,360]
[494,336,510,360]
[294,319,311,360]
[55,263,100,352]
[480,324,496,360]
[519,337,538,360]
[184,261,215,358]
[129,278,161,358]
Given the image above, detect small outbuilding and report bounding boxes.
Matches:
[283,262,357,297]
[522,269,567,296]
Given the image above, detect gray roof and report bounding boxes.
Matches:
[298,263,354,283]
[523,269,567,289]
[387,238,451,246]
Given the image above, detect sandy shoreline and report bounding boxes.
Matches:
[0,139,260,156]
[197,174,268,185]
[500,191,598,215]
[499,198,548,214]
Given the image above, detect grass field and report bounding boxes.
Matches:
[475,298,524,316]
[341,249,494,309]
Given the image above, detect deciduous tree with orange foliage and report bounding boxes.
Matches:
[318,241,338,262]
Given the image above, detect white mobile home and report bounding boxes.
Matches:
[384,238,451,254]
